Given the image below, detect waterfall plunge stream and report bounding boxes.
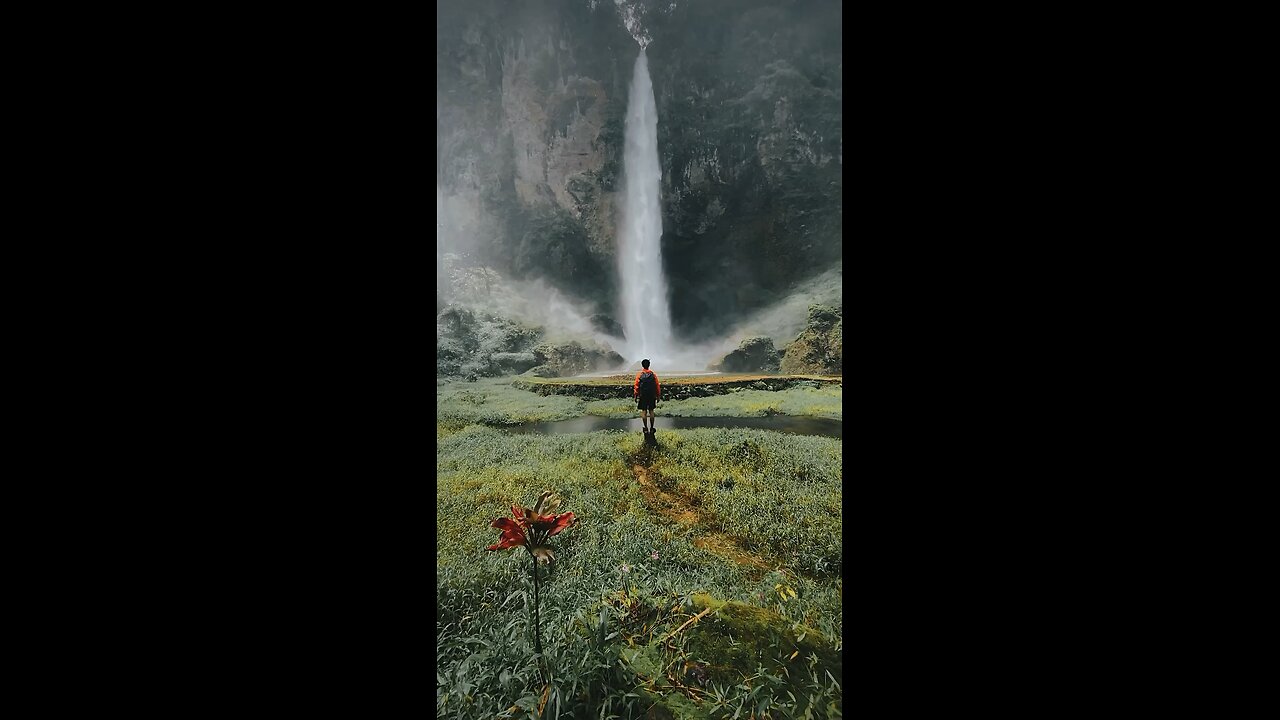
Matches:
[616,48,676,367]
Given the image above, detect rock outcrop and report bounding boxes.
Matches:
[531,341,625,378]
[709,336,781,373]
[780,304,841,375]
[589,313,626,339]
[437,306,545,378]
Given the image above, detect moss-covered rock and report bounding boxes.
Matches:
[709,337,781,373]
[521,364,558,378]
[530,340,624,378]
[436,304,547,378]
[780,305,842,375]
[489,351,538,374]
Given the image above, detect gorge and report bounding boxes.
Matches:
[437,0,841,376]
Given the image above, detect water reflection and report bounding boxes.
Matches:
[504,415,841,438]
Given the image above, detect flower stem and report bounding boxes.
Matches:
[530,551,545,682]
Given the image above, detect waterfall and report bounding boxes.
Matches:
[616,48,674,367]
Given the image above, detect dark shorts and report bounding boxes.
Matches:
[637,397,656,411]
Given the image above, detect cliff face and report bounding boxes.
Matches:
[437,0,841,335]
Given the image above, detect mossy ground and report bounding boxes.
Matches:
[584,386,841,420]
[436,424,842,719]
[437,377,586,431]
[519,373,840,388]
[437,375,843,433]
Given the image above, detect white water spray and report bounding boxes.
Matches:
[616,48,675,367]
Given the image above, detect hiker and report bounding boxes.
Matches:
[633,359,661,434]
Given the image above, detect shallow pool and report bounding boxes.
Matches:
[504,415,842,438]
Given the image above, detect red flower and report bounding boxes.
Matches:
[485,516,527,551]
[485,492,576,559]
[527,509,576,536]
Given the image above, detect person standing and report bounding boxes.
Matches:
[633,359,661,434]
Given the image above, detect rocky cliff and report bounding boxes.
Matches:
[437,0,841,338]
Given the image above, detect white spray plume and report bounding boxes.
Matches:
[666,265,844,370]
[728,265,843,346]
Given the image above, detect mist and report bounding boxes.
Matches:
[437,0,841,376]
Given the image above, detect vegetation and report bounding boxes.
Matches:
[780,306,842,375]
[437,0,842,336]
[439,376,843,433]
[437,426,842,718]
[515,374,841,400]
[709,337,781,373]
[437,378,585,431]
[438,2,844,714]
[584,386,842,420]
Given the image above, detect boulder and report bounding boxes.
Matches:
[435,304,546,378]
[780,304,842,375]
[532,340,624,377]
[709,336,781,373]
[589,313,626,339]
[490,352,539,375]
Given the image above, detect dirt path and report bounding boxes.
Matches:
[630,461,771,573]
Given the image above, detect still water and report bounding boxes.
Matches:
[505,415,842,438]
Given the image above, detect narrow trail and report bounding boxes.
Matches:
[629,450,771,574]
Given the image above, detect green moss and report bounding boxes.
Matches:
[690,593,726,611]
[639,688,710,720]
[685,595,841,693]
[518,373,839,391]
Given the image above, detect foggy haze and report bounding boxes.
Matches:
[436,0,841,375]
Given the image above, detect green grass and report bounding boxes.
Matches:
[436,427,843,719]
[437,377,587,429]
[643,429,842,576]
[438,377,843,431]
[517,373,840,388]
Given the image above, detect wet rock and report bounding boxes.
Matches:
[437,2,842,337]
[780,304,842,375]
[532,340,623,377]
[490,352,538,374]
[589,313,626,339]
[436,304,545,378]
[709,337,781,373]
[522,364,559,378]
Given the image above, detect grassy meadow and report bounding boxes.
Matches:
[437,376,843,719]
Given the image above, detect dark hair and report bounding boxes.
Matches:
[641,359,650,369]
